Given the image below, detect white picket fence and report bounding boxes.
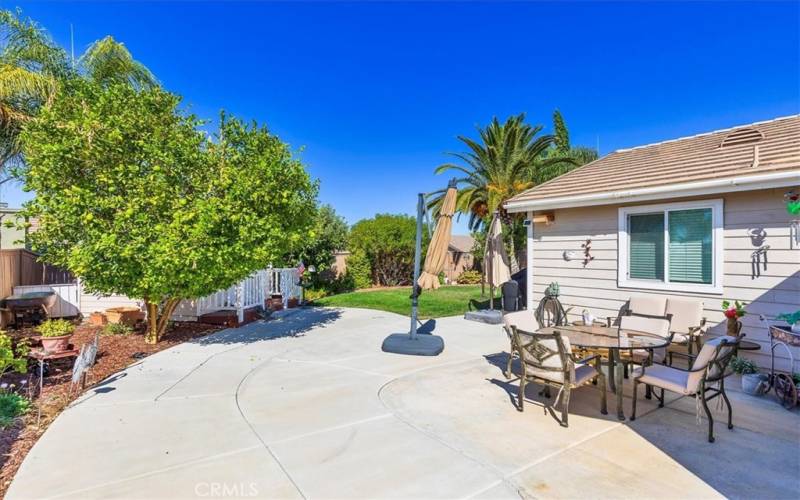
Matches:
[12,284,81,318]
[12,267,301,324]
[196,267,301,322]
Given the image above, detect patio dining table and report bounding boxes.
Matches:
[531,325,671,421]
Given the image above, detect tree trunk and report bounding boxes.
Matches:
[144,298,180,344]
[507,231,520,274]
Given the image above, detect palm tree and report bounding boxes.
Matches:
[0,9,68,170]
[0,9,156,177]
[431,114,565,270]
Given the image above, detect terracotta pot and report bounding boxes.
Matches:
[89,312,108,326]
[41,334,72,354]
[288,298,299,309]
[106,307,145,326]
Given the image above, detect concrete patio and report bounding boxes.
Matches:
[8,308,799,499]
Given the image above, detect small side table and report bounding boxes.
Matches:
[737,340,761,352]
[29,347,79,424]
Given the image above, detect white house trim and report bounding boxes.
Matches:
[505,170,800,212]
[617,199,725,295]
[526,211,534,312]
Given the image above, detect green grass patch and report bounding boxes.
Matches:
[312,285,498,318]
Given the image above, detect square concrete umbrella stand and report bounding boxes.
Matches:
[382,332,444,356]
[464,309,504,324]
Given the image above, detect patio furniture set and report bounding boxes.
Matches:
[503,294,745,442]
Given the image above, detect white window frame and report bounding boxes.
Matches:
[618,199,724,294]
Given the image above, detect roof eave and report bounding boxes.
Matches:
[504,169,800,213]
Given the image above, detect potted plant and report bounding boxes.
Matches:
[730,356,767,396]
[776,310,800,334]
[722,300,746,335]
[38,319,75,354]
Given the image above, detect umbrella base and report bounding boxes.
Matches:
[382,333,444,356]
[464,309,504,324]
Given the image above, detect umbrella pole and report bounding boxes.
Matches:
[409,193,424,340]
[489,215,495,310]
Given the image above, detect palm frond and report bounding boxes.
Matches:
[79,36,157,89]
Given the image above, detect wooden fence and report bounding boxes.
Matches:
[0,249,74,299]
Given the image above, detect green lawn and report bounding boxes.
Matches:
[312,285,499,318]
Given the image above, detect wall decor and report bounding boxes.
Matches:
[562,250,577,262]
[790,220,800,250]
[581,239,594,267]
[751,245,770,279]
[748,227,767,247]
[785,190,800,215]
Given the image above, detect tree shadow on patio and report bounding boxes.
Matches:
[189,307,343,346]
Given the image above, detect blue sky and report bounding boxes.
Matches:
[2,1,798,233]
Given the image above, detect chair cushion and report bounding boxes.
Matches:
[528,363,598,387]
[629,295,667,316]
[666,297,704,335]
[503,310,540,332]
[620,314,671,339]
[686,336,739,391]
[634,365,692,395]
[671,333,690,344]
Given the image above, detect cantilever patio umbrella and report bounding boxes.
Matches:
[417,182,457,290]
[381,180,457,356]
[485,213,511,309]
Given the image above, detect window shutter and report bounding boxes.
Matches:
[668,208,712,284]
[628,213,665,281]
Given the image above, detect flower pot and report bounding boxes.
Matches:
[726,317,741,335]
[41,334,72,354]
[268,295,283,311]
[89,312,108,327]
[288,298,299,309]
[741,373,768,396]
[105,307,145,326]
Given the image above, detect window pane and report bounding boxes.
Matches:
[668,208,712,284]
[628,213,664,281]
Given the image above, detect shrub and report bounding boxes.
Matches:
[38,319,75,338]
[730,356,758,375]
[103,322,133,336]
[0,393,30,429]
[349,214,420,286]
[304,288,329,302]
[345,250,372,289]
[0,332,28,376]
[457,270,482,285]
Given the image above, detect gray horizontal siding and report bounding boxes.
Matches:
[530,188,800,372]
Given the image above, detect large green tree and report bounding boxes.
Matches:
[349,214,421,286]
[432,114,562,269]
[20,81,317,343]
[286,203,348,272]
[433,112,598,270]
[0,9,155,178]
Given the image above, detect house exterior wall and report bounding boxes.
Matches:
[529,187,800,371]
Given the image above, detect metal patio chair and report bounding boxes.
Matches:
[631,335,742,442]
[508,326,607,427]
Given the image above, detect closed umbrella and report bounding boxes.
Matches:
[485,214,511,308]
[417,183,457,290]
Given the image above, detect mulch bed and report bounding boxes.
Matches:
[0,321,221,497]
